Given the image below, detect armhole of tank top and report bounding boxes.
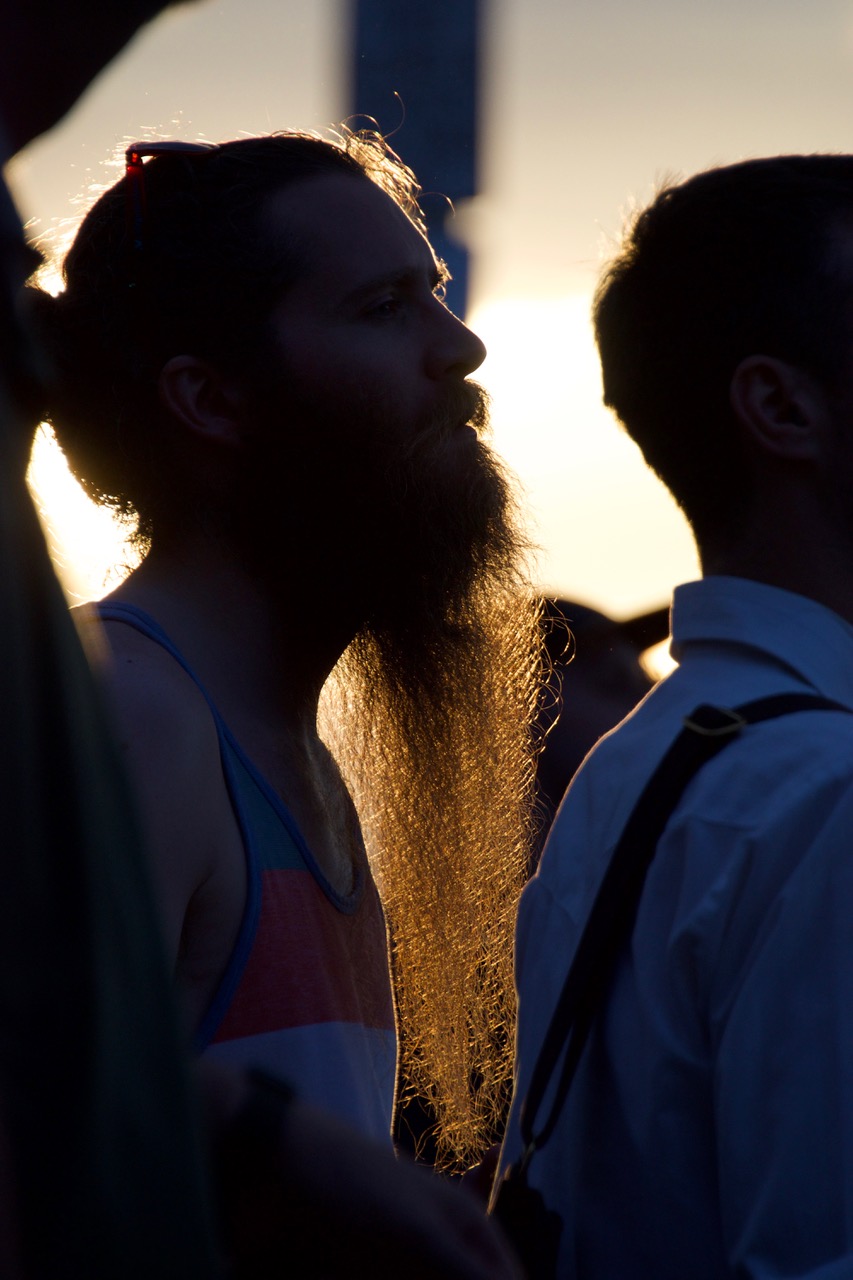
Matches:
[191,736,263,1050]
[91,602,264,1051]
[223,730,367,916]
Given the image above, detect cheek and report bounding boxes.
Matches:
[253,341,431,478]
[307,364,406,438]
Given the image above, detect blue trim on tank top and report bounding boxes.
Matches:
[93,600,365,1050]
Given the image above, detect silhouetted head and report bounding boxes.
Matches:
[28,130,444,545]
[594,155,853,550]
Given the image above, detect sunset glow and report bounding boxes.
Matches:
[26,425,137,602]
[469,293,698,617]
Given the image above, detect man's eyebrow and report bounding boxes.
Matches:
[337,259,451,310]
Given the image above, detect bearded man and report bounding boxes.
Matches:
[29,130,541,1166]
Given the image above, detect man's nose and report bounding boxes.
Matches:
[428,304,487,379]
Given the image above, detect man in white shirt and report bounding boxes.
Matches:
[499,155,853,1279]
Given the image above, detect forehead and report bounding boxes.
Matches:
[263,172,439,309]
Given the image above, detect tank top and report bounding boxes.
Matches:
[95,601,397,1143]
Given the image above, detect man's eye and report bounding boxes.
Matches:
[367,297,401,318]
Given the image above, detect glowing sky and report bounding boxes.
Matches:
[10,0,853,615]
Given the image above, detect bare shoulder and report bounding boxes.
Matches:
[76,609,221,806]
[85,610,216,754]
[78,606,245,987]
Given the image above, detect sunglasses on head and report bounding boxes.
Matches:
[124,140,217,261]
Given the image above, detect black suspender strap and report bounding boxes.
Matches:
[516,691,852,1169]
[492,692,853,1277]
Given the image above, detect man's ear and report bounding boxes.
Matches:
[729,355,823,462]
[158,355,245,447]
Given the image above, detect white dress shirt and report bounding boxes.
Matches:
[502,576,853,1279]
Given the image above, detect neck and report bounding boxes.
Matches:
[700,485,853,628]
[107,532,360,735]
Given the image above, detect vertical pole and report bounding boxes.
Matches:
[350,0,480,319]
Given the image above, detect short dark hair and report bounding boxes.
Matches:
[593,154,853,544]
[28,129,424,542]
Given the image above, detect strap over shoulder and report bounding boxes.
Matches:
[519,690,853,1162]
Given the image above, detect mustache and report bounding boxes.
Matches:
[452,380,491,436]
[466,381,491,436]
[408,381,491,456]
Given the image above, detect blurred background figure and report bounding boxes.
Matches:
[0,5,221,1276]
[534,598,668,851]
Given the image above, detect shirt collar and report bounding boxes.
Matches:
[671,575,853,705]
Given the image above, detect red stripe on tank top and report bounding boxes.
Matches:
[211,868,394,1042]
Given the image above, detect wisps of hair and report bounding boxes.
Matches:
[322,533,545,1169]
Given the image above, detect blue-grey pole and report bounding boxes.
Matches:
[349,0,481,319]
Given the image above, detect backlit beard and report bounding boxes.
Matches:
[321,387,545,1169]
[353,383,521,665]
[230,374,500,609]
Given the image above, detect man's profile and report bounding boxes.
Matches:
[30,129,542,1164]
[500,154,853,1278]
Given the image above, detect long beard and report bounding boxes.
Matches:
[320,393,544,1168]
